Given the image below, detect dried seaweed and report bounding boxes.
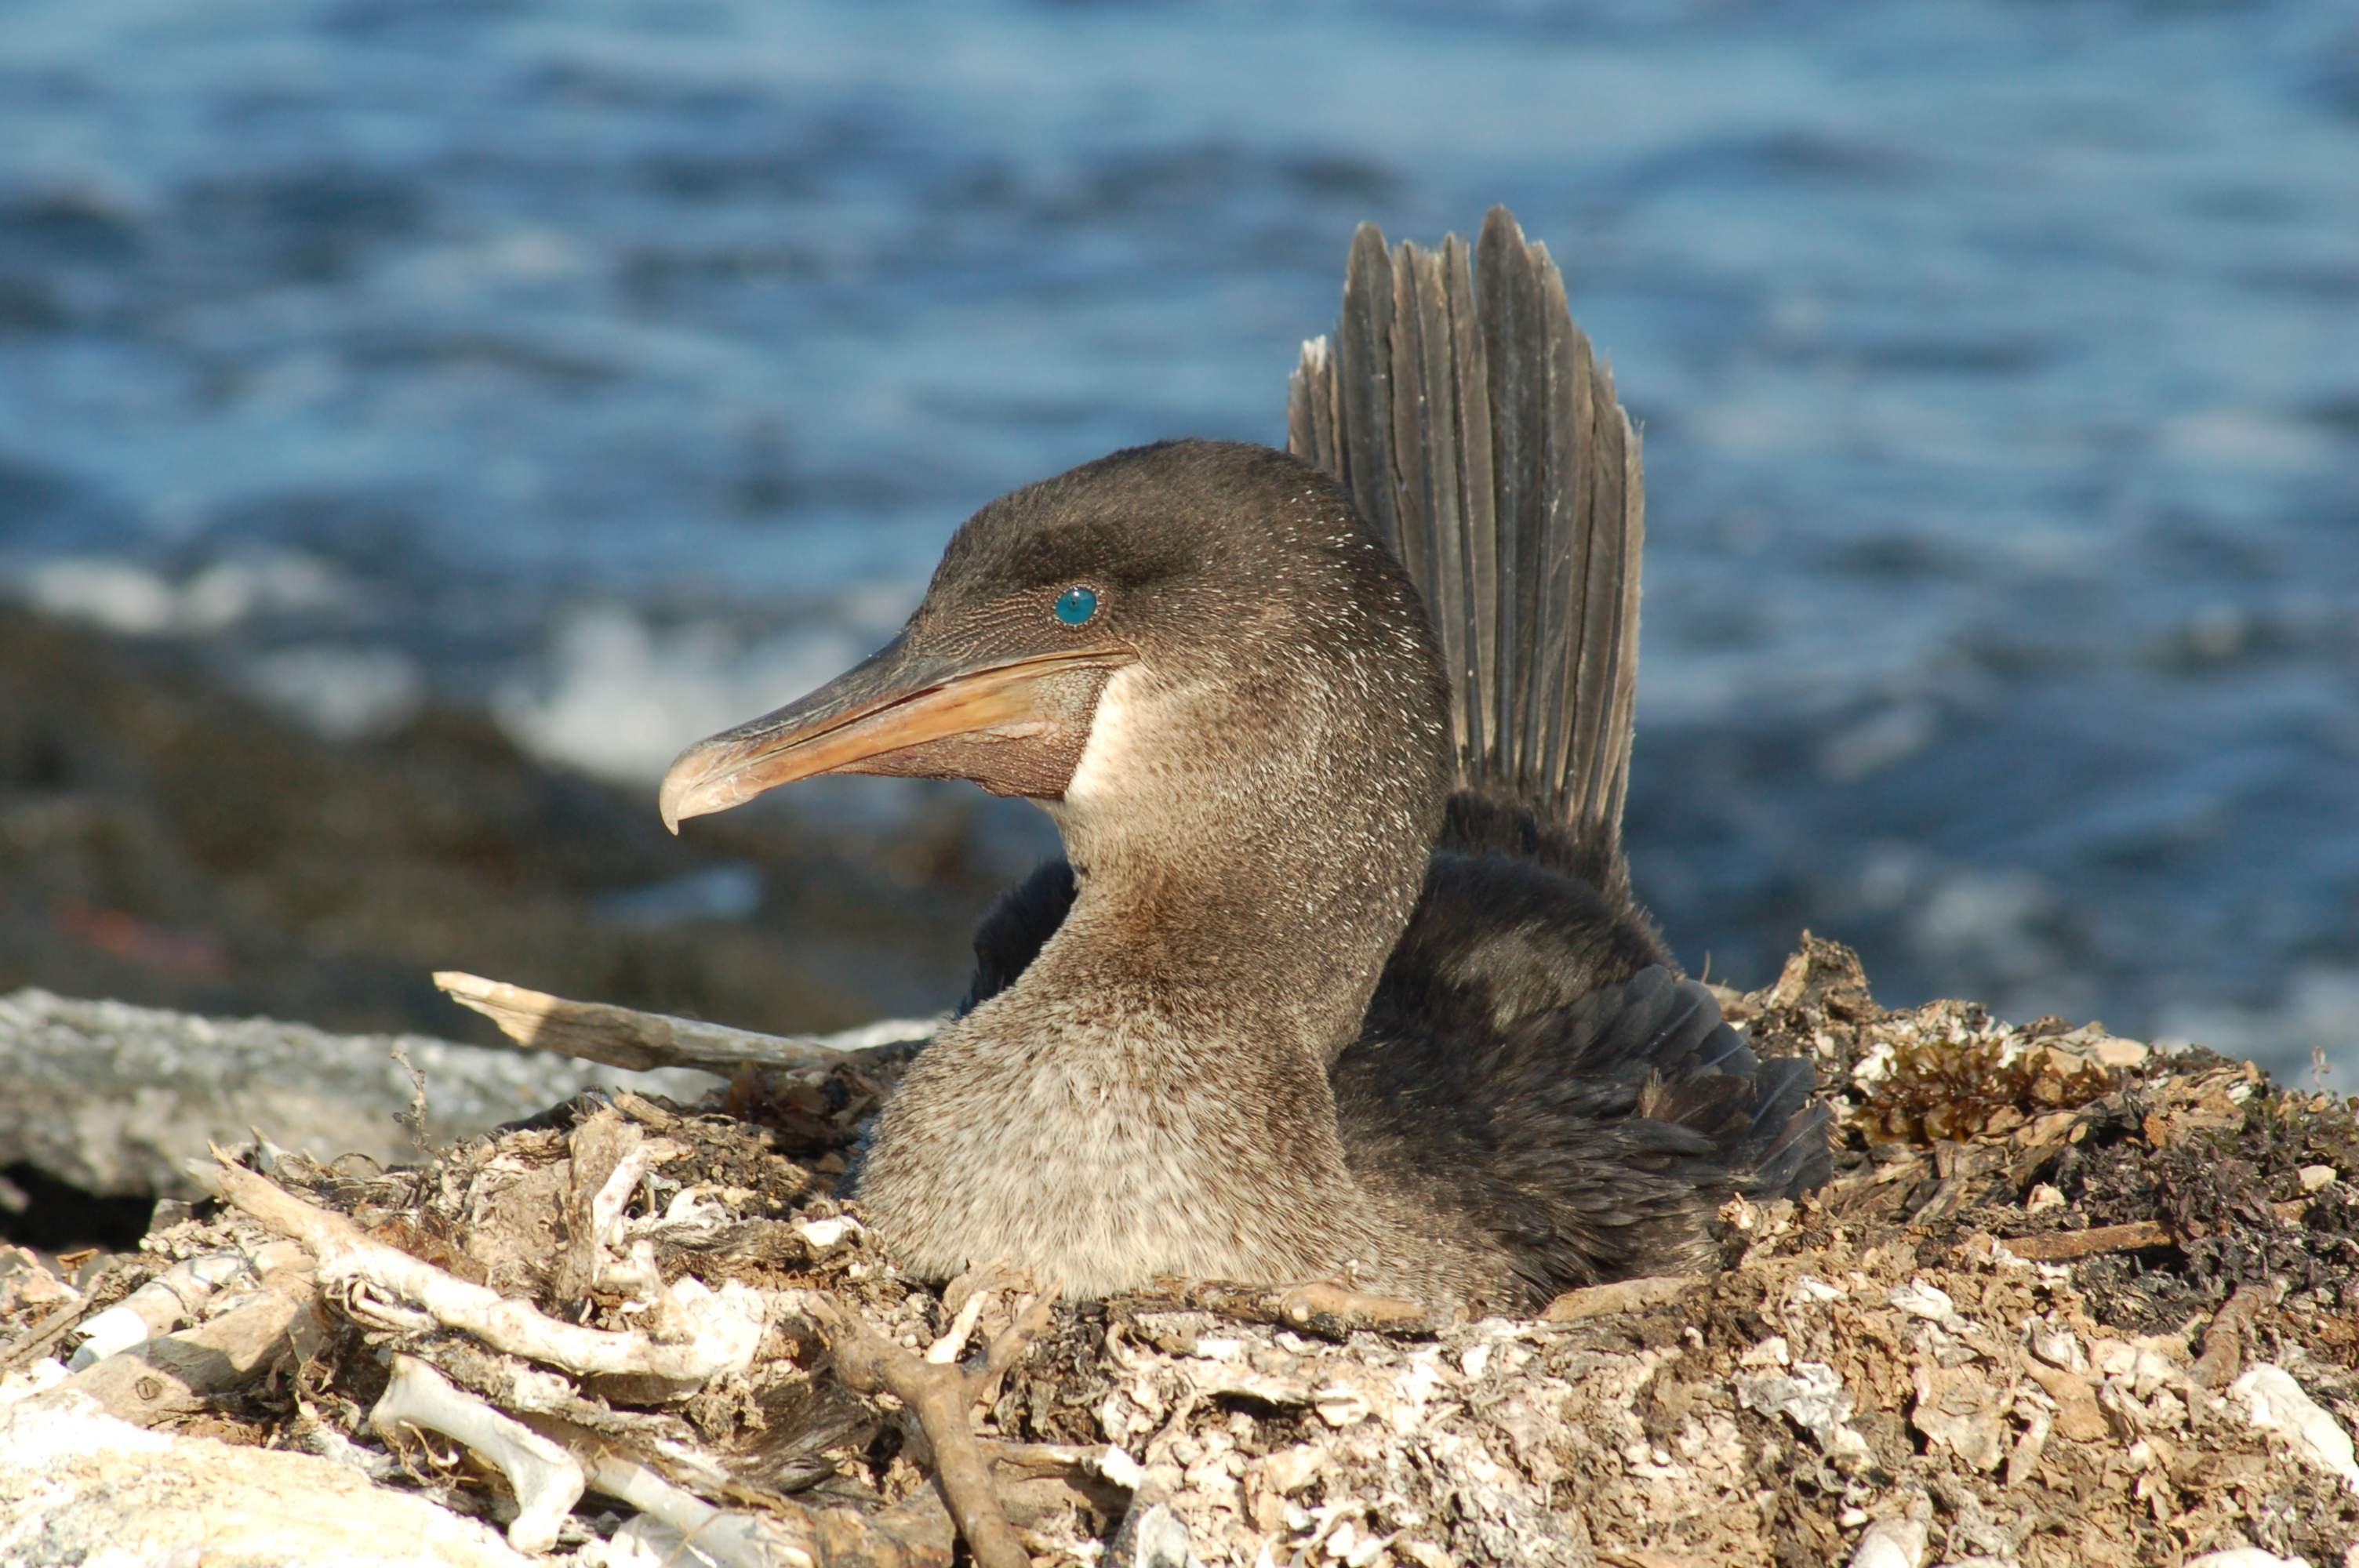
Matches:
[7,941,2359,1567]
[1859,1034,2114,1145]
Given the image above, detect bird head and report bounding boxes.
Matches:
[660,441,1450,954]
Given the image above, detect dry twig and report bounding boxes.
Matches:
[2001,1221,2175,1262]
[0,1299,93,1374]
[433,971,934,1075]
[201,1149,762,1395]
[67,1243,309,1371]
[816,1283,1057,1568]
[2192,1278,2286,1389]
[1540,1274,1698,1323]
[2003,1199,2310,1263]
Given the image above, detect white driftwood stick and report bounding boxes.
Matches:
[373,1355,587,1556]
[432,971,937,1076]
[53,1286,313,1423]
[67,1240,310,1370]
[47,1245,318,1428]
[205,1153,762,1394]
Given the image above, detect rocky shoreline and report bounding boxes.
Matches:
[0,602,1015,1050]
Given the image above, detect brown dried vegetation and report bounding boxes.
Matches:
[6,936,2359,1566]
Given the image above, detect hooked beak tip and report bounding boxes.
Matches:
[656,750,711,835]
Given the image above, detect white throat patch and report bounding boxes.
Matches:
[1058,662,1149,812]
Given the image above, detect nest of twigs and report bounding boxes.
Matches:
[4,937,2357,1568]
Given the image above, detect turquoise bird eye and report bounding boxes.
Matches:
[1053,586,1098,626]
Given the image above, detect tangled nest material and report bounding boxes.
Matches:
[4,936,2358,1568]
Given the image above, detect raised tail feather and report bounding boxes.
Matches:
[1297,212,1834,1247]
[1289,209,1643,899]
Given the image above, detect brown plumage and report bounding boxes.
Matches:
[660,212,1830,1313]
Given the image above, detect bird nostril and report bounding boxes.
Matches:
[1054,586,1099,626]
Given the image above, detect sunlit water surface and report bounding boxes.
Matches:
[3,0,2357,1076]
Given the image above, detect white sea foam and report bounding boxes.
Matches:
[238,644,425,742]
[491,604,866,787]
[0,0,2352,1084]
[16,553,347,637]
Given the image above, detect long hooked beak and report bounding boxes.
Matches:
[658,635,1135,832]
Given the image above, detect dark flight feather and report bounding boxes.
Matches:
[1289,208,1644,898]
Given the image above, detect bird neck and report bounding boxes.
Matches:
[1036,662,1445,1065]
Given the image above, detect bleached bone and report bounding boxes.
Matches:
[373,1354,587,1555]
[925,1287,991,1367]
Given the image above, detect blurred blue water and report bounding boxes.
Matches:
[2,0,2356,1073]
